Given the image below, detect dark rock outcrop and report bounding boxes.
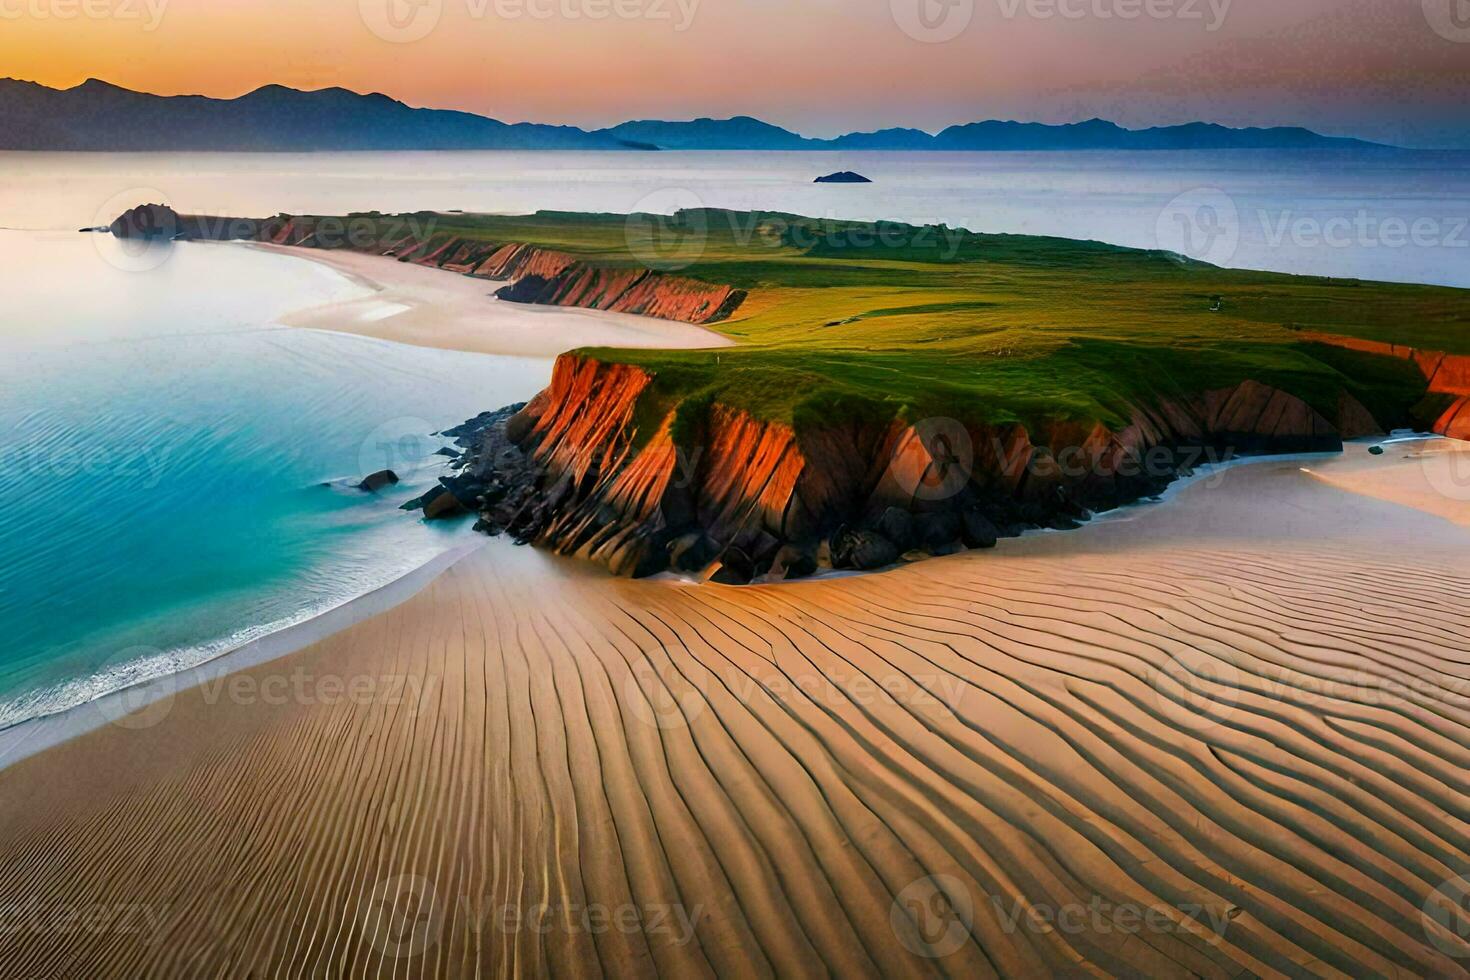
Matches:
[815,172,873,184]
[428,352,1398,582]
[358,470,400,492]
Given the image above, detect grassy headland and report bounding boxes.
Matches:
[302,207,1467,435]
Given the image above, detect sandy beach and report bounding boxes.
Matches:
[2,249,1468,977]
[257,243,737,358]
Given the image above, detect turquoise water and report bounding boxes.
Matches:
[0,148,1464,732]
[0,231,548,728]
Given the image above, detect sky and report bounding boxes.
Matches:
[2,0,1468,146]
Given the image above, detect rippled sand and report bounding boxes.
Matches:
[1,448,1467,977]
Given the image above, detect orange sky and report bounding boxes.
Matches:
[3,0,1467,145]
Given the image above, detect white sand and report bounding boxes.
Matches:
[253,243,736,357]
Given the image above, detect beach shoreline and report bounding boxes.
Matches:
[3,237,1469,975]
[1,442,1467,975]
[247,240,737,358]
[0,239,732,770]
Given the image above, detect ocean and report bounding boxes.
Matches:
[0,147,1465,733]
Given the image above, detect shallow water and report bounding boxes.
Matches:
[3,148,1467,287]
[0,231,548,728]
[0,147,1465,730]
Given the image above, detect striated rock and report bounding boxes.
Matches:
[358,470,400,492]
[103,209,747,326]
[427,352,1415,578]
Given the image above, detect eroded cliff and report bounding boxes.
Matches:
[426,352,1386,582]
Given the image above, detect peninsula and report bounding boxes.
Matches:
[108,204,1470,583]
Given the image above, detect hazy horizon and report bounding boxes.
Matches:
[4,0,1468,147]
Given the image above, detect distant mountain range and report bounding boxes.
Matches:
[0,78,1390,152]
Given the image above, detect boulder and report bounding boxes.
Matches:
[872,507,915,550]
[830,529,900,571]
[914,510,962,549]
[960,510,1000,549]
[420,486,466,520]
[768,544,818,581]
[358,469,400,492]
[814,172,873,184]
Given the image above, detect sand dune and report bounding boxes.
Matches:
[1,454,1468,978]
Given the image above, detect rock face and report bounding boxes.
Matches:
[102,210,747,327]
[1306,333,1470,440]
[431,352,1378,582]
[815,172,873,184]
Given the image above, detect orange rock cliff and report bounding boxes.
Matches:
[106,205,1448,582]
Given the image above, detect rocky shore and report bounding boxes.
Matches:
[403,352,1374,584]
[103,204,1452,584]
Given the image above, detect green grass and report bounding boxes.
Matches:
[321,208,1470,435]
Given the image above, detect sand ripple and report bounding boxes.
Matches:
[1,527,1467,978]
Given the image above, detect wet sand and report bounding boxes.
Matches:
[1,445,1467,977]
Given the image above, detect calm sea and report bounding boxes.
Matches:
[0,148,1465,732]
